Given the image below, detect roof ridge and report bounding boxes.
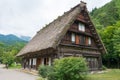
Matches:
[16,2,87,56]
[37,4,80,34]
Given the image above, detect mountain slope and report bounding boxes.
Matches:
[90,0,120,28]
[0,34,27,45]
[19,36,31,41]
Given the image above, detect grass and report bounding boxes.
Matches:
[86,69,120,80]
[37,69,120,80]
[9,63,22,69]
[37,77,47,80]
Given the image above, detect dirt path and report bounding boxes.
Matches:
[0,64,38,80]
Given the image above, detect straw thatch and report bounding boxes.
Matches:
[17,2,84,56]
[17,2,106,57]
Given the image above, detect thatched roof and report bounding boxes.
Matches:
[17,1,106,57]
[17,2,85,56]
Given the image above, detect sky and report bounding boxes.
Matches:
[0,0,111,37]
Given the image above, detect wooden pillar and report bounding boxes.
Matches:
[42,58,44,65]
[31,58,33,69]
[22,58,25,69]
[26,58,29,68]
[33,58,37,69]
[29,58,32,70]
[49,57,51,66]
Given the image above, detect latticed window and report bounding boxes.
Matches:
[80,35,86,45]
[71,33,75,43]
[44,57,49,65]
[86,57,99,70]
[88,37,91,45]
[33,58,36,65]
[78,22,85,32]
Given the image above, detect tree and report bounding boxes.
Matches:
[100,26,115,67]
[100,21,120,68]
[2,52,15,68]
[0,42,4,63]
[112,22,120,68]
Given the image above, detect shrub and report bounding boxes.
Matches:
[102,65,107,70]
[38,57,88,80]
[53,57,88,80]
[38,65,53,78]
[47,72,58,80]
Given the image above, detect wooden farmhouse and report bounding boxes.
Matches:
[17,1,106,71]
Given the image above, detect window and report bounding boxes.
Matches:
[33,58,36,65]
[43,57,51,66]
[29,59,32,66]
[80,36,86,45]
[86,57,98,70]
[71,33,75,43]
[88,37,91,45]
[44,58,49,65]
[78,22,85,31]
[65,33,71,41]
[85,37,91,45]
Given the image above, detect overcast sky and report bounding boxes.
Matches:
[0,0,111,37]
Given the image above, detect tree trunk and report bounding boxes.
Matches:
[118,59,120,69]
[107,59,110,68]
[6,64,8,69]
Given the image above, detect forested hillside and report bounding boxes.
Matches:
[0,34,27,67]
[91,0,120,29]
[90,0,120,68]
[0,34,27,45]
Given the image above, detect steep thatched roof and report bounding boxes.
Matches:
[17,2,87,56]
[17,1,106,57]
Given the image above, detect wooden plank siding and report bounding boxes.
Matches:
[59,11,103,71]
[58,45,102,71]
[61,19,97,48]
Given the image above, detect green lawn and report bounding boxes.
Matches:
[37,69,120,80]
[86,69,120,80]
[9,63,22,69]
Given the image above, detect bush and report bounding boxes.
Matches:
[47,72,58,80]
[38,57,88,80]
[38,65,53,78]
[2,52,15,68]
[53,57,88,80]
[9,63,21,69]
[102,65,107,70]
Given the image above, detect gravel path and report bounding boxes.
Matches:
[0,64,38,80]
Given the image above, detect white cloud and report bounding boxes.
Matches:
[0,0,111,37]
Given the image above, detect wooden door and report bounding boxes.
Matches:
[36,58,41,69]
[75,35,80,44]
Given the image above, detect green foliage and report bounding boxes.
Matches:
[2,52,15,68]
[0,42,4,62]
[9,63,22,69]
[102,65,107,70]
[53,57,88,80]
[47,72,58,80]
[90,0,120,68]
[38,57,88,80]
[99,21,120,68]
[38,65,54,78]
[90,0,120,28]
[86,69,120,80]
[0,39,26,67]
